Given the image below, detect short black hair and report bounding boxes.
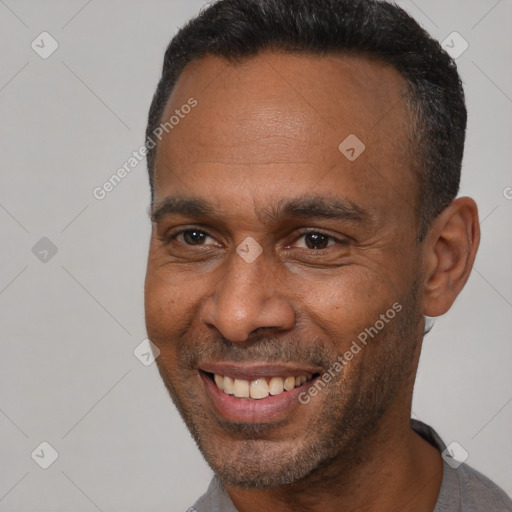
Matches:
[146,0,466,236]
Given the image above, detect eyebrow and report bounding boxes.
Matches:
[263,196,369,224]
[150,195,369,225]
[151,196,215,223]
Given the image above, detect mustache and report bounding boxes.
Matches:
[178,333,338,370]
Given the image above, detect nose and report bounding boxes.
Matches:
[200,250,296,342]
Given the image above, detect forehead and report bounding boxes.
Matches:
[153,52,417,222]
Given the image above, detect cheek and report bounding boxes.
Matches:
[144,264,208,353]
[295,265,399,338]
[144,267,183,344]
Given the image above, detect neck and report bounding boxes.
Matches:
[225,396,443,512]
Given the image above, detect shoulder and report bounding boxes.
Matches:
[186,477,238,512]
[437,460,512,512]
[457,462,512,511]
[411,420,512,512]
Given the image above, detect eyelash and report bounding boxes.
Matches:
[160,227,346,250]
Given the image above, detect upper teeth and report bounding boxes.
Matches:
[213,373,312,400]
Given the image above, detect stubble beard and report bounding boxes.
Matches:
[154,284,422,490]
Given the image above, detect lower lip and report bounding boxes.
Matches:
[200,372,315,423]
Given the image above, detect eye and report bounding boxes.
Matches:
[293,232,339,250]
[167,229,217,246]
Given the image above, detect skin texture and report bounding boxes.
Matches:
[144,52,480,512]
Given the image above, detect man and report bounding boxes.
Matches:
[143,0,512,510]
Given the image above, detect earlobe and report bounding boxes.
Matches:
[422,197,480,317]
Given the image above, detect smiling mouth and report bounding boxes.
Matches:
[204,371,320,400]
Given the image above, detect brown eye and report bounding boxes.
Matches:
[175,229,214,245]
[303,233,331,250]
[292,232,338,250]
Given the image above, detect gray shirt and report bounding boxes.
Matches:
[188,420,512,511]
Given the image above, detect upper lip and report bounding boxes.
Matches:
[199,362,323,381]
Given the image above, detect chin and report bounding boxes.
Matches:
[196,435,329,490]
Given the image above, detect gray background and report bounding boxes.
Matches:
[0,0,511,510]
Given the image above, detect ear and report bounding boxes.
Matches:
[422,197,480,317]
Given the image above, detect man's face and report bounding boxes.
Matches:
[145,53,426,488]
